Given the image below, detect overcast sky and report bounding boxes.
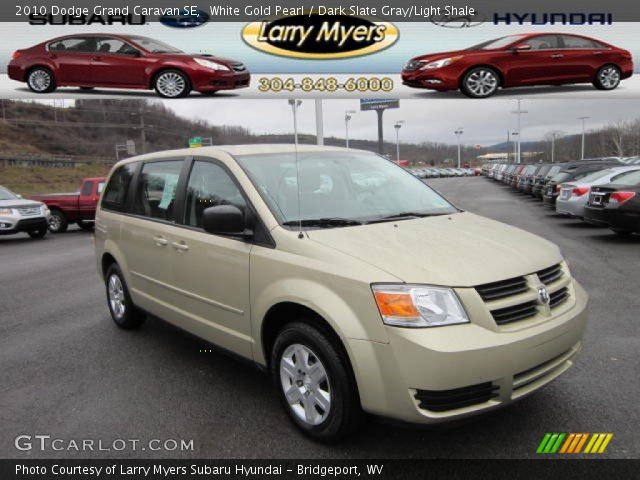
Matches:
[164,98,640,147]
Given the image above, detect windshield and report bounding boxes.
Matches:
[467,35,526,50]
[125,36,182,53]
[611,169,640,185]
[0,187,18,200]
[552,172,572,183]
[235,151,458,226]
[579,169,614,184]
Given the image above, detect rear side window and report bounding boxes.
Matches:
[561,35,603,49]
[102,164,136,211]
[133,160,184,221]
[48,37,98,53]
[81,181,94,196]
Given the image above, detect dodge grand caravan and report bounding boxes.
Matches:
[94,145,588,441]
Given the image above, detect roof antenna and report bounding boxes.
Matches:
[288,99,304,239]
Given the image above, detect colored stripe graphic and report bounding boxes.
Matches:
[537,433,613,454]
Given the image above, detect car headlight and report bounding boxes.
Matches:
[420,56,463,70]
[41,205,50,216]
[372,284,469,328]
[194,58,230,71]
[0,208,14,215]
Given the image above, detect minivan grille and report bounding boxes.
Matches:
[414,382,499,412]
[475,276,528,302]
[549,287,569,308]
[537,264,563,285]
[491,300,538,325]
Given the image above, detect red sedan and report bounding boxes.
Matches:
[402,33,633,98]
[8,34,250,98]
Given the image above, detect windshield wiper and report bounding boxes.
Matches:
[282,218,363,228]
[366,212,448,224]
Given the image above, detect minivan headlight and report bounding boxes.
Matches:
[0,208,14,215]
[372,284,469,328]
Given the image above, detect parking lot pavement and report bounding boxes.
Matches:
[1,179,639,459]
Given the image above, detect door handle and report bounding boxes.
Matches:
[172,241,189,252]
[550,54,564,58]
[593,51,603,55]
[153,236,168,246]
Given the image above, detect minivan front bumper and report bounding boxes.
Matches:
[348,280,587,425]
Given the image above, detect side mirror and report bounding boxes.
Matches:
[202,205,252,237]
[512,44,532,52]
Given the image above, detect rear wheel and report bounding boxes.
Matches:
[593,65,621,90]
[47,210,68,233]
[154,70,191,98]
[105,264,145,330]
[271,322,362,442]
[26,67,56,93]
[461,67,500,98]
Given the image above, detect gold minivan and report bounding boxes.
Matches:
[94,145,587,441]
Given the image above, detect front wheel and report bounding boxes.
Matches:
[154,70,191,98]
[47,210,68,233]
[28,228,47,239]
[593,65,621,90]
[271,322,362,442]
[27,67,57,94]
[460,67,500,98]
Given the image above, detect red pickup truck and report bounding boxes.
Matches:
[30,177,106,233]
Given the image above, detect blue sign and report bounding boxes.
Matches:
[160,10,209,28]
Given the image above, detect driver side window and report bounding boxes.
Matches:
[183,161,247,229]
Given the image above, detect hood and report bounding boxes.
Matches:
[306,212,562,287]
[0,199,43,208]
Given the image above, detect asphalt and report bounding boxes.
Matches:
[1,177,638,459]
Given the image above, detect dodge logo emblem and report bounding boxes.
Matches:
[538,286,550,305]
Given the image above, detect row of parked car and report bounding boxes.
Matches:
[483,158,640,236]
[411,167,481,179]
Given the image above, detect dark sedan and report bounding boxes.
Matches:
[584,169,640,235]
[543,160,622,207]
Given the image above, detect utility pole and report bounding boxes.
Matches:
[578,116,590,160]
[393,121,404,164]
[344,110,356,148]
[139,109,146,154]
[511,100,528,164]
[288,99,302,146]
[315,99,324,146]
[455,127,464,168]
[376,110,384,155]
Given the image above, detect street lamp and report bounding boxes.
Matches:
[288,99,302,146]
[393,121,404,164]
[511,131,519,161]
[454,127,464,168]
[344,110,356,148]
[577,116,590,160]
[511,99,528,164]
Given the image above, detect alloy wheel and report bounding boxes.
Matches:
[156,72,187,97]
[465,69,498,97]
[28,70,52,92]
[47,214,61,232]
[108,274,126,320]
[280,343,331,426]
[599,67,620,89]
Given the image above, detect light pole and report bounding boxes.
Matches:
[511,99,528,163]
[344,110,356,148]
[288,99,302,146]
[578,116,590,160]
[511,131,519,161]
[454,127,464,168]
[550,132,559,163]
[393,121,404,164]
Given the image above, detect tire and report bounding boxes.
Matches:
[460,67,500,98]
[593,65,621,90]
[47,209,68,233]
[26,67,57,93]
[271,321,362,442]
[28,228,47,239]
[105,263,145,330]
[77,219,94,231]
[154,70,191,98]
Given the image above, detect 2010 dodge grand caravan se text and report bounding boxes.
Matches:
[94,145,588,441]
